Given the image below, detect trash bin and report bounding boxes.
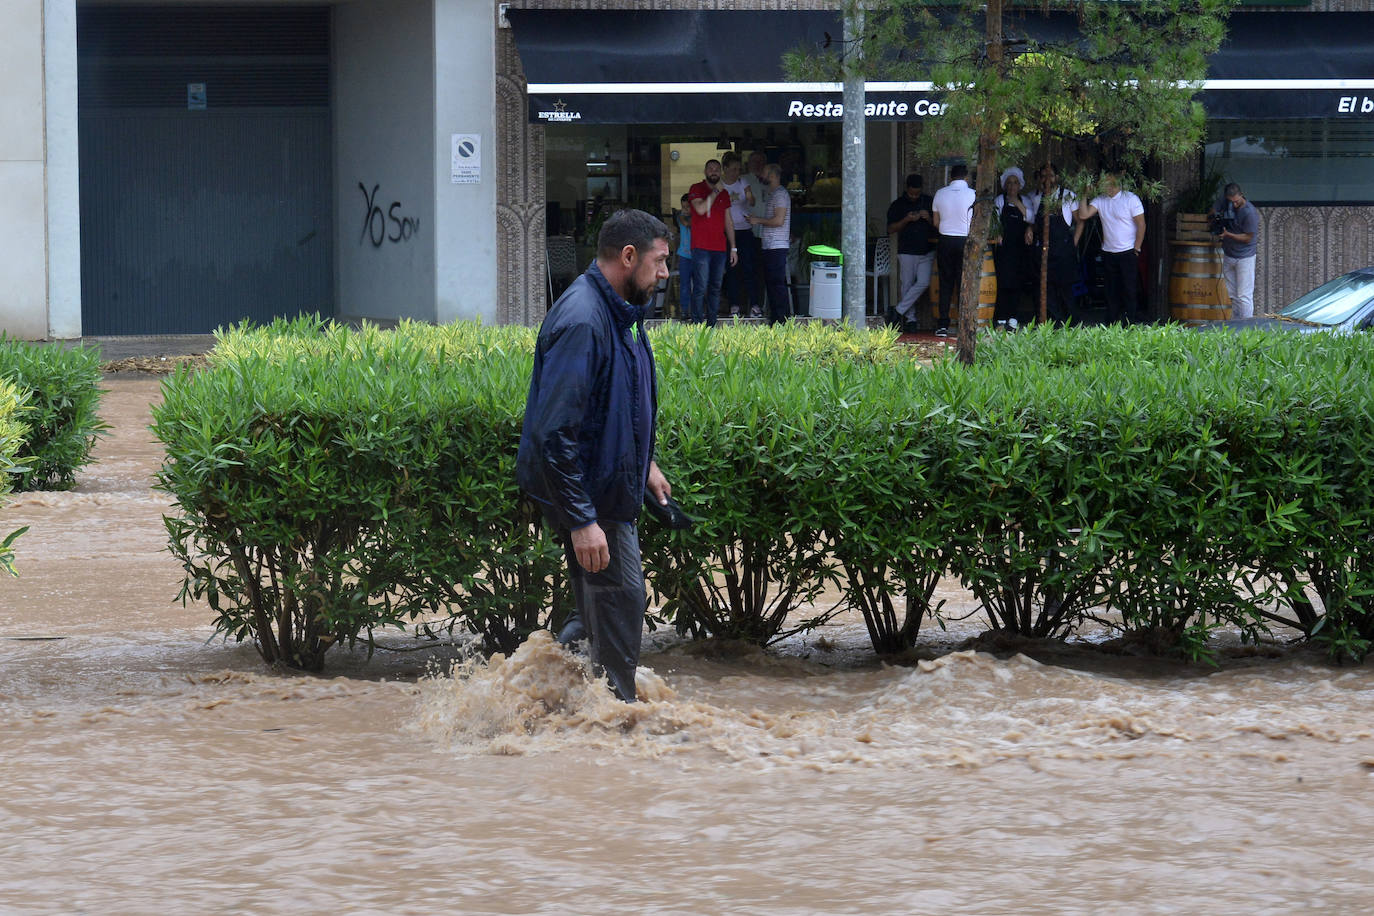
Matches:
[810,261,842,319]
[806,244,844,265]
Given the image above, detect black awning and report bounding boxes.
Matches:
[508,9,1374,124]
[1200,11,1374,119]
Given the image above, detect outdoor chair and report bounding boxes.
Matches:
[866,236,892,318]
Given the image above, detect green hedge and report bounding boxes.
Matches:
[0,376,30,574]
[0,338,106,491]
[153,317,1374,670]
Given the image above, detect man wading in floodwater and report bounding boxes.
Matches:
[517,208,674,703]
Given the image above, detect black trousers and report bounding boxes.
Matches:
[1046,257,1078,325]
[725,231,763,313]
[762,247,792,325]
[936,235,966,327]
[560,521,645,702]
[1102,249,1141,325]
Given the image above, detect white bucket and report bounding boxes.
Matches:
[810,262,842,320]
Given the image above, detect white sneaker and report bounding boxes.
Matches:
[935,327,950,338]
[1007,317,1019,330]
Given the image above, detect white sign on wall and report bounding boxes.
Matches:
[451,134,481,184]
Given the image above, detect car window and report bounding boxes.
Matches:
[1282,272,1374,325]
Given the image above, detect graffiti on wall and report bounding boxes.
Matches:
[359,182,420,247]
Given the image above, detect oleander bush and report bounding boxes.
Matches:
[154,316,1374,670]
[0,337,105,490]
[0,377,31,575]
[967,325,1374,660]
[154,318,562,670]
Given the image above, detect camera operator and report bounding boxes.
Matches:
[1208,183,1260,319]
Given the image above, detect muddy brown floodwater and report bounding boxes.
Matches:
[3,376,1374,915]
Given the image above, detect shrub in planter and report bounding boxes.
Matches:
[809,365,954,654]
[642,325,850,644]
[918,358,1106,640]
[158,315,1374,669]
[1206,332,1374,660]
[0,337,105,490]
[155,320,564,669]
[0,377,30,574]
[970,325,1374,658]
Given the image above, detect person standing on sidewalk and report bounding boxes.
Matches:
[688,159,738,327]
[1210,182,1260,319]
[932,164,976,337]
[1032,163,1084,325]
[721,152,760,319]
[747,163,793,325]
[743,151,771,318]
[885,173,936,332]
[675,194,695,321]
[1078,173,1146,325]
[517,209,674,703]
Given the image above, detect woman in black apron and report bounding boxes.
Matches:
[1032,163,1084,326]
[993,168,1032,329]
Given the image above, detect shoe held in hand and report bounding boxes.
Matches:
[644,496,696,530]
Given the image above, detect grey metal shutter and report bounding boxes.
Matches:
[78,5,333,335]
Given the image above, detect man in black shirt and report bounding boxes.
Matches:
[885,174,936,332]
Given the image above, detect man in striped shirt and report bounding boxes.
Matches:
[747,163,793,324]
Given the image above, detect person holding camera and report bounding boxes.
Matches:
[1209,183,1260,319]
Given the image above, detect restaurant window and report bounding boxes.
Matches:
[543,123,846,256]
[1204,119,1374,205]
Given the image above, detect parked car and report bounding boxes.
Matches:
[1199,266,1374,333]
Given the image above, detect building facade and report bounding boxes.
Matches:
[2,0,1371,338]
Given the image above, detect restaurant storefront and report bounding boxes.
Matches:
[501,4,1374,322]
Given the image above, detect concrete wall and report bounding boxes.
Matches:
[434,0,498,324]
[333,0,438,323]
[0,0,52,338]
[44,0,80,339]
[333,0,498,326]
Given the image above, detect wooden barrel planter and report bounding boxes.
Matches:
[929,249,996,329]
[1167,241,1230,325]
[1173,212,1216,244]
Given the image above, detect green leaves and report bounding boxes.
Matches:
[0,337,106,491]
[154,317,1374,668]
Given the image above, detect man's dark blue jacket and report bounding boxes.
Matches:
[516,262,657,532]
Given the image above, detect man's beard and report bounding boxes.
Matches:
[627,277,657,307]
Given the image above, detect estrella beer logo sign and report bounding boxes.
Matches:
[537,99,582,122]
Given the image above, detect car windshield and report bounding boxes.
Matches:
[1280,272,1374,325]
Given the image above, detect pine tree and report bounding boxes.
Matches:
[788,0,1233,362]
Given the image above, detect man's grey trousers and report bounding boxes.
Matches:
[560,520,645,702]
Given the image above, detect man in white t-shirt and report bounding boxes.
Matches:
[931,164,976,336]
[1077,173,1146,324]
[743,151,770,318]
[747,163,793,324]
[721,152,760,318]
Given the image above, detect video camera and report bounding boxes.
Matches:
[1210,214,1235,235]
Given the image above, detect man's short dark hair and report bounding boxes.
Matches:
[949,164,968,180]
[905,173,923,190]
[597,209,671,261]
[1224,182,1243,198]
[721,151,741,168]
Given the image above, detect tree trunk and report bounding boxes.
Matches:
[955,0,1004,366]
[1039,196,1050,323]
[842,3,866,327]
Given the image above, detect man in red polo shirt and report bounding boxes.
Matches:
[688,158,738,327]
